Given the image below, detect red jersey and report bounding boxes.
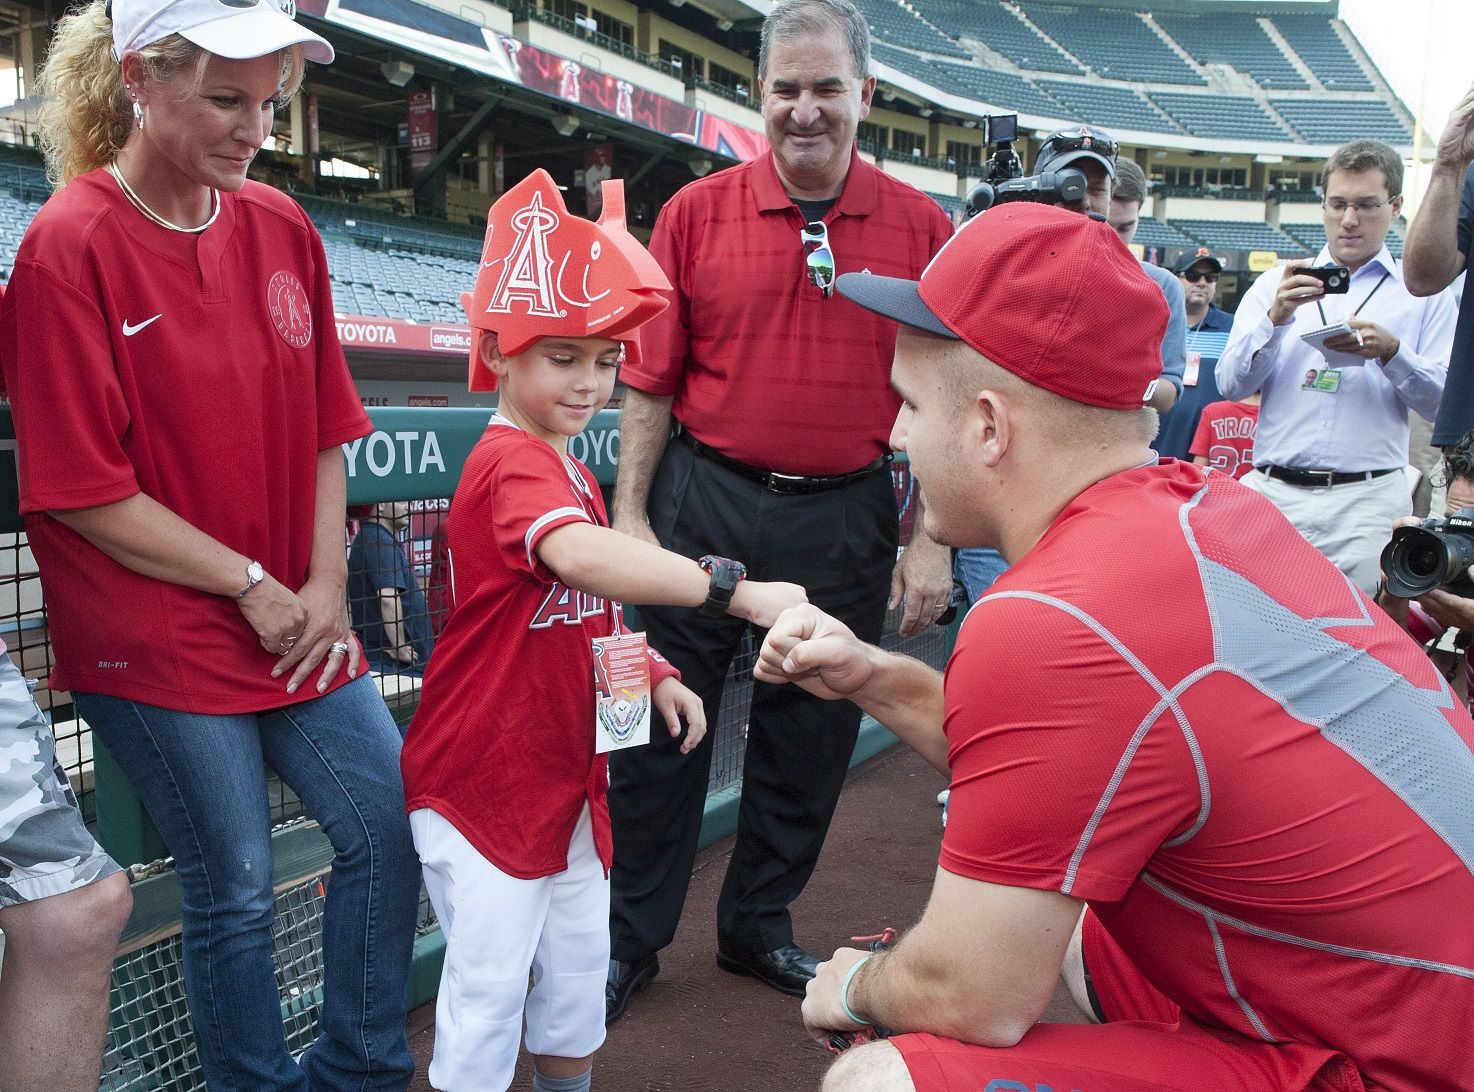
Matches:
[942,461,1474,1092]
[1190,399,1259,479]
[0,171,370,712]
[402,419,677,879]
[620,150,953,475]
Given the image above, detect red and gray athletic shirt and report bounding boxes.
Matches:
[402,418,678,879]
[0,170,370,712]
[942,460,1474,1092]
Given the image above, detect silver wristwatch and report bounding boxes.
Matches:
[236,560,265,598]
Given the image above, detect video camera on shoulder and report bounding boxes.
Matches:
[1380,507,1474,598]
[964,114,1087,219]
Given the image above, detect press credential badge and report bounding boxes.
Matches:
[593,632,652,753]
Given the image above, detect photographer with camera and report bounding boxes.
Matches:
[954,127,1185,605]
[1218,140,1456,595]
[1377,430,1474,712]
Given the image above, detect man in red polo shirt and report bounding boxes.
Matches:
[605,0,955,1019]
[756,203,1474,1091]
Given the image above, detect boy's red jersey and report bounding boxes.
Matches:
[403,418,674,878]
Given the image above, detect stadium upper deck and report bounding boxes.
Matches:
[0,0,1421,404]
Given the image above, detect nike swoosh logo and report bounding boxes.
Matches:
[122,314,162,337]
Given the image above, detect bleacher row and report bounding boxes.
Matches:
[855,0,1407,145]
[0,150,1404,317]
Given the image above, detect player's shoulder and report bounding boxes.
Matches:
[232,180,315,237]
[865,165,950,224]
[16,170,117,276]
[661,159,757,221]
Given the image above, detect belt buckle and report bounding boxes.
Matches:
[765,471,811,495]
[1311,469,1336,488]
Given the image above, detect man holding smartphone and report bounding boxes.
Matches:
[1217,139,1456,593]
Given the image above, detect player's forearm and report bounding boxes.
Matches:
[1404,166,1468,297]
[378,590,410,658]
[307,448,350,593]
[847,647,950,773]
[850,933,1031,1047]
[611,389,674,528]
[52,492,255,597]
[539,521,709,608]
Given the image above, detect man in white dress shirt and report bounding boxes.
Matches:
[1217,140,1457,593]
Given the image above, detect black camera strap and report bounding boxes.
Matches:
[1315,267,1391,328]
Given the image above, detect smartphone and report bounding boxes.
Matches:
[1302,265,1351,293]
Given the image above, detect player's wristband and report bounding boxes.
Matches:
[840,955,872,1026]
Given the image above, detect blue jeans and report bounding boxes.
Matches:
[954,546,1010,605]
[76,675,419,1091]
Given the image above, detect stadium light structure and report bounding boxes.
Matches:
[380,60,415,88]
[715,17,733,30]
[689,155,714,177]
[551,111,580,137]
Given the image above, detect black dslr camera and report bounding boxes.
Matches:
[964,114,1087,219]
[1379,507,1474,598]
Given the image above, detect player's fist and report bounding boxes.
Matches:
[755,604,876,701]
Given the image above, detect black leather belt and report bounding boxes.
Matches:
[675,428,892,496]
[1259,465,1400,488]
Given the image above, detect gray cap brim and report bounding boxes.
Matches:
[835,272,958,339]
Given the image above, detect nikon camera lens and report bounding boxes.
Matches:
[1380,509,1474,598]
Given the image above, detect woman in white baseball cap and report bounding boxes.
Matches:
[0,2,419,1089]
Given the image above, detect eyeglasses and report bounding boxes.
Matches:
[1039,126,1119,164]
[801,220,835,299]
[1181,270,1219,284]
[1322,198,1391,216]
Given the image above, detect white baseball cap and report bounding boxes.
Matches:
[110,0,335,65]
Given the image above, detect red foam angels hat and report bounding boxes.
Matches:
[834,203,1168,411]
[463,168,671,392]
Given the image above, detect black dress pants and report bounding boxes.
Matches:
[608,438,898,958]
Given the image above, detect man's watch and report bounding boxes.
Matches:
[236,560,265,599]
[697,555,746,617]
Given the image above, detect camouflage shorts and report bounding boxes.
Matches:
[0,654,121,907]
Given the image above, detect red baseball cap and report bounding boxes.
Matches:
[836,203,1169,410]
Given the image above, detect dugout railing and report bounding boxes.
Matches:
[0,405,959,1090]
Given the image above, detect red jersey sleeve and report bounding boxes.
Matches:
[939,594,1204,902]
[490,439,597,582]
[618,200,688,397]
[303,221,372,450]
[5,259,140,513]
[1188,407,1215,459]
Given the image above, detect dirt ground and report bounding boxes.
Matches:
[406,744,948,1092]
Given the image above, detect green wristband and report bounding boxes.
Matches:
[840,954,872,1025]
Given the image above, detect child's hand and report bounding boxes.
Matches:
[728,580,808,628]
[654,676,707,754]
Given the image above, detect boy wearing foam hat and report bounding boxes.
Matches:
[400,170,804,1092]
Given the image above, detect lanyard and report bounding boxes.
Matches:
[1316,267,1391,327]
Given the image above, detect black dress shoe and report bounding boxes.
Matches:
[715,941,819,997]
[605,954,659,1025]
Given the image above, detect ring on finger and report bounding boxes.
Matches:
[329,641,350,656]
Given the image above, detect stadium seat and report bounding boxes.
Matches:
[1155,13,1307,90]
[1273,15,1373,91]
[1019,3,1206,86]
[1150,91,1292,142]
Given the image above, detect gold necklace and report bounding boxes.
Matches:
[107,162,219,234]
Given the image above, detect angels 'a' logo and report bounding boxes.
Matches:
[267,271,312,350]
[485,191,564,320]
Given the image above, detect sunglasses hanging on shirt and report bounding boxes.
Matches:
[801,220,835,299]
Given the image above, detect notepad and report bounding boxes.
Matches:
[1299,321,1366,369]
